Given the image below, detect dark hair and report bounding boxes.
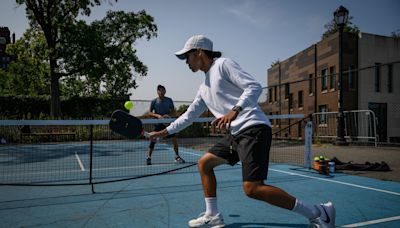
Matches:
[157,84,165,90]
[187,49,221,59]
[203,50,222,59]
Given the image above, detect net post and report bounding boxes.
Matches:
[89,124,95,194]
[304,121,313,169]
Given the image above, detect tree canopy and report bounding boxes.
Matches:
[322,15,360,39]
[0,27,49,96]
[14,0,157,117]
[60,10,157,97]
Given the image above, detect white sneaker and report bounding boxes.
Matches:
[175,156,185,163]
[188,212,225,228]
[309,202,336,228]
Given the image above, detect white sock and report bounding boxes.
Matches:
[292,199,320,219]
[205,197,218,216]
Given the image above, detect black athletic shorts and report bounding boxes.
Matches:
[208,124,272,181]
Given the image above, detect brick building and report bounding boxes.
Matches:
[265,31,400,143]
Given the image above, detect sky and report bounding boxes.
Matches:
[1,0,399,103]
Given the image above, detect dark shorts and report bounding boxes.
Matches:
[208,124,272,182]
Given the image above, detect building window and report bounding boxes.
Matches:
[388,64,393,93]
[375,63,381,92]
[274,86,277,101]
[298,90,303,108]
[329,66,336,90]
[268,88,273,102]
[289,93,293,109]
[285,83,290,99]
[309,74,314,94]
[321,69,327,91]
[318,105,328,125]
[348,65,356,90]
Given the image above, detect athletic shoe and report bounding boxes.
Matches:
[175,156,185,163]
[309,202,336,228]
[188,212,225,228]
[146,157,152,165]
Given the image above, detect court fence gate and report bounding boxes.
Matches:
[312,110,378,147]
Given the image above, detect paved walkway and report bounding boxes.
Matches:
[312,144,400,182]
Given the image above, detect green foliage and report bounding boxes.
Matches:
[15,0,111,116]
[61,96,129,118]
[270,59,280,68]
[1,27,49,96]
[15,0,158,116]
[0,95,49,119]
[322,15,360,39]
[60,10,157,97]
[178,123,209,138]
[0,70,12,95]
[0,95,128,119]
[176,104,189,115]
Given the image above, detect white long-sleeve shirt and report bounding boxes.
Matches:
[166,57,270,136]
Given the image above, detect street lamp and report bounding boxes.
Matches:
[334,5,349,145]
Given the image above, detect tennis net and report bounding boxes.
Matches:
[0,114,307,187]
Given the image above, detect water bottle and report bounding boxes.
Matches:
[328,161,335,174]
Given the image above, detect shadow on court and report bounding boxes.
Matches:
[1,163,400,227]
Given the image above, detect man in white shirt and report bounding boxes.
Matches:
[149,35,335,228]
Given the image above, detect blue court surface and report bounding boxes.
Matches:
[1,145,400,227]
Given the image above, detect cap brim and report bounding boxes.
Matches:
[174,48,191,60]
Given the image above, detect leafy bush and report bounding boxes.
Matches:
[0,95,128,119]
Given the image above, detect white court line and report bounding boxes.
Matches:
[179,150,400,196]
[181,151,400,196]
[92,163,178,171]
[74,152,85,171]
[341,215,400,227]
[180,151,203,157]
[269,168,400,196]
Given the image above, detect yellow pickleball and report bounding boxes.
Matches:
[124,101,134,110]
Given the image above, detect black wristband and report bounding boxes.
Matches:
[232,105,242,113]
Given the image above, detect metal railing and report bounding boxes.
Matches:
[312,110,378,147]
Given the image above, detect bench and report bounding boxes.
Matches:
[20,125,76,142]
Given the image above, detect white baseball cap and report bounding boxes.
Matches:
[175,35,220,60]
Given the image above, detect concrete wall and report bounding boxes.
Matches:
[358,33,400,142]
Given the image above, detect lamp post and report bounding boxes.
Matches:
[334,5,349,145]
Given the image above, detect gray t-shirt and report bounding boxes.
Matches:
[150,97,175,115]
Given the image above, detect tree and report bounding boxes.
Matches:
[176,104,189,115]
[270,59,280,68]
[391,29,400,39]
[322,15,360,39]
[60,10,157,97]
[0,27,49,96]
[16,0,157,117]
[16,0,108,116]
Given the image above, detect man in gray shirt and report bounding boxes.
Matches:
[147,84,185,165]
